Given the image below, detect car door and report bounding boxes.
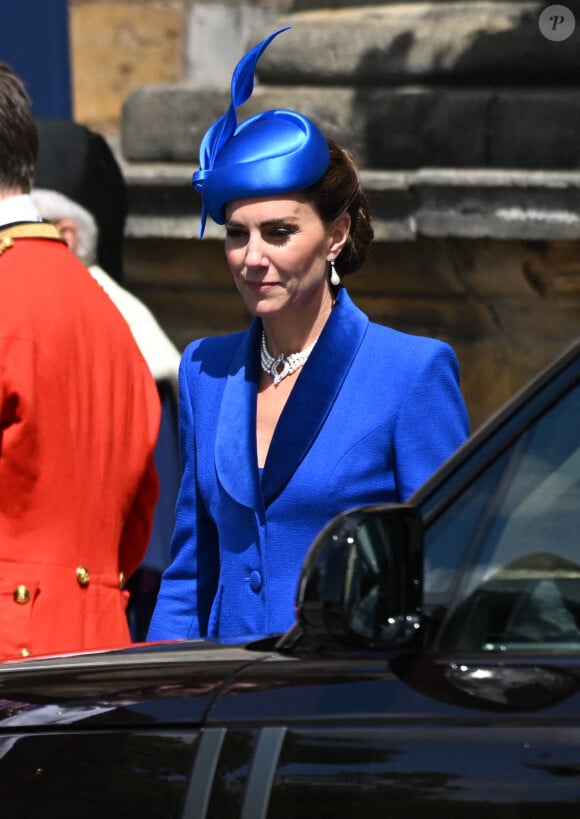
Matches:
[200,651,499,819]
[202,652,580,818]
[193,341,580,819]
[0,643,266,819]
[401,339,580,817]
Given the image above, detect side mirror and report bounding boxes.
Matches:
[295,504,424,651]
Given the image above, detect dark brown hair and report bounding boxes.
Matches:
[0,63,37,192]
[303,139,374,277]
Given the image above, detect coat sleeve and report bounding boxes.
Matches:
[147,354,220,641]
[118,448,161,581]
[393,341,470,500]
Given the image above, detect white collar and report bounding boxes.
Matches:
[0,194,42,227]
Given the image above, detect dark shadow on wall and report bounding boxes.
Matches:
[349,6,580,170]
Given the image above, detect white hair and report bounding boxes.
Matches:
[31,188,99,267]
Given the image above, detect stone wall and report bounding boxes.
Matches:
[68,1,580,434]
[123,230,580,433]
[68,0,294,135]
[69,0,186,137]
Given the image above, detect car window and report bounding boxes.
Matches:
[423,380,580,654]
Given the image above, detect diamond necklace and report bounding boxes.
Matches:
[260,331,318,385]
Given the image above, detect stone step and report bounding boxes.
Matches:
[118,153,580,243]
[122,0,580,170]
[122,1,580,169]
[118,0,580,243]
[123,84,580,169]
[254,2,579,85]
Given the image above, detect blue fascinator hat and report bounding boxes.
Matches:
[193,27,330,237]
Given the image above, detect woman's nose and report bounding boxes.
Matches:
[244,232,266,266]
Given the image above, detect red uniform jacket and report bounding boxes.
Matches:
[0,226,161,661]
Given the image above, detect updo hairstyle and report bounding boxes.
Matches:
[303,139,374,277]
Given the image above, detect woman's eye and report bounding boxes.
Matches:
[225,227,246,239]
[225,224,298,241]
[269,226,297,240]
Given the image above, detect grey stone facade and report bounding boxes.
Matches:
[119,1,580,430]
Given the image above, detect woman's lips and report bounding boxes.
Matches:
[245,280,279,292]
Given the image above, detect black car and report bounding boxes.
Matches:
[1,339,580,819]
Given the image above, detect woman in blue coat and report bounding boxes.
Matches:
[147,29,469,642]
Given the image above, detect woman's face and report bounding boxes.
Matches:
[224,193,345,320]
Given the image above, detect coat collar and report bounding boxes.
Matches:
[215,288,369,509]
[214,320,263,511]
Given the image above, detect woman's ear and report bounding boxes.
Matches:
[327,212,351,261]
[54,218,79,254]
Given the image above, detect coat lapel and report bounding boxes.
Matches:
[262,289,368,506]
[214,320,263,511]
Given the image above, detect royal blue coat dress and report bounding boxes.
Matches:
[147,288,469,641]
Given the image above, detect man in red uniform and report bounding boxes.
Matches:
[0,62,161,661]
